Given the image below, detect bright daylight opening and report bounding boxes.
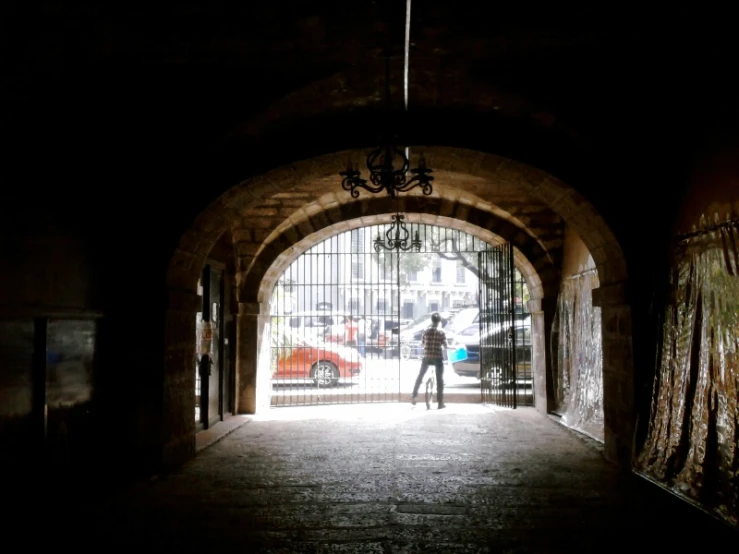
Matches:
[265,222,533,410]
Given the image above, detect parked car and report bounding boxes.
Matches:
[323,314,355,345]
[271,329,363,386]
[397,312,454,359]
[444,307,480,335]
[451,314,532,383]
[283,310,349,344]
[449,323,484,378]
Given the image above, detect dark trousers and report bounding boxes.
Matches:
[412,357,444,403]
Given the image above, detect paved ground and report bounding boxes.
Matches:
[21,404,737,552]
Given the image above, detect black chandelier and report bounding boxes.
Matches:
[339,55,434,199]
[373,213,421,252]
[342,7,430,253]
[340,148,434,199]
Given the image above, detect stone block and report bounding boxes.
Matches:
[604,311,619,335]
[278,224,300,246]
[235,254,254,273]
[167,290,200,312]
[163,346,196,380]
[308,211,330,233]
[295,218,315,238]
[232,229,253,243]
[161,434,196,471]
[163,309,197,343]
[235,242,260,257]
[238,302,263,315]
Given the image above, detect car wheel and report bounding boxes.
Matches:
[311,361,339,387]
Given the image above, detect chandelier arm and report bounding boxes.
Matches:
[356,180,387,194]
[366,146,383,170]
[394,146,410,176]
[394,180,433,195]
[341,174,385,198]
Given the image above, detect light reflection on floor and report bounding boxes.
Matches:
[252,401,514,422]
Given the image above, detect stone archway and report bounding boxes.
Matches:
[240,198,557,304]
[238,211,551,416]
[164,146,632,466]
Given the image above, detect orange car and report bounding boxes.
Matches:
[271,330,362,386]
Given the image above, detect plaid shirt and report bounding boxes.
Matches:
[422,326,447,359]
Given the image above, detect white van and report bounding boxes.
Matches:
[281,311,350,343]
[445,307,479,335]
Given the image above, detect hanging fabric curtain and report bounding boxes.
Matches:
[552,270,604,441]
[634,216,739,526]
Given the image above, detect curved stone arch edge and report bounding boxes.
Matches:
[163,146,635,466]
[243,217,551,416]
[168,146,627,296]
[250,215,546,309]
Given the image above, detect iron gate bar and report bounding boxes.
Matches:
[477,244,534,408]
[506,244,517,407]
[270,223,533,408]
[479,244,511,407]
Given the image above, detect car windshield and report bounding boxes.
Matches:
[446,308,478,334]
[407,314,431,328]
[457,324,479,337]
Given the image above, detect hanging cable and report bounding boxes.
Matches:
[404,0,411,113]
[338,0,433,199]
[403,0,412,160]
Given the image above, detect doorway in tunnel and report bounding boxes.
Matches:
[268,221,533,408]
[194,262,233,430]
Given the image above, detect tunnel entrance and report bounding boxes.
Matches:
[268,222,532,407]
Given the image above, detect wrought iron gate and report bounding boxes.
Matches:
[269,222,529,407]
[478,243,533,407]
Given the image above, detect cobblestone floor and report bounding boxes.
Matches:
[27,404,737,552]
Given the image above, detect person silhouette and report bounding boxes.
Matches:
[410,312,448,409]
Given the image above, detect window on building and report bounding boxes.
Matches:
[352,259,364,279]
[456,263,466,283]
[351,228,364,251]
[377,299,388,313]
[402,301,414,319]
[432,259,442,283]
[429,301,439,312]
[407,269,417,282]
[351,230,364,279]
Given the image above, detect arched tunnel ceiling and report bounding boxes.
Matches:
[6,1,729,295]
[8,1,727,251]
[224,65,582,149]
[220,147,569,303]
[233,165,563,270]
[6,1,709,163]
